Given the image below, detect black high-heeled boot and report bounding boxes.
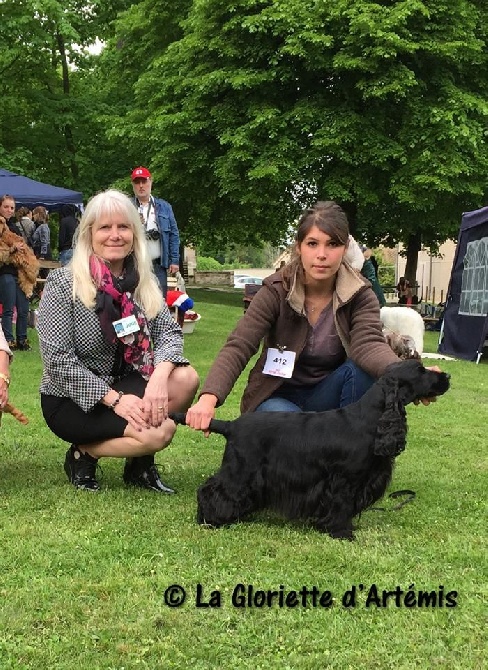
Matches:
[64,445,100,491]
[123,455,175,494]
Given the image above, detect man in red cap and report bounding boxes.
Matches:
[131,166,180,296]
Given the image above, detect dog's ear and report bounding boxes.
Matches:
[374,377,407,457]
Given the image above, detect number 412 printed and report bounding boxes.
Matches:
[262,348,296,378]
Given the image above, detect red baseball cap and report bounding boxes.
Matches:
[131,166,152,180]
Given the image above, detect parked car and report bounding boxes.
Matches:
[233,273,251,287]
[234,276,263,289]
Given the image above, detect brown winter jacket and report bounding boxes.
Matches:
[200,262,400,413]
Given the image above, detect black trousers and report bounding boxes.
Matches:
[41,372,147,444]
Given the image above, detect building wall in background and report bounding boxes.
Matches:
[396,241,456,303]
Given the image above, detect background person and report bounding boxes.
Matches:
[58,204,80,266]
[184,201,438,433]
[15,207,35,247]
[360,245,386,307]
[32,206,52,258]
[37,189,199,492]
[130,166,180,297]
[0,195,32,351]
[0,215,39,300]
[32,206,53,280]
[396,277,413,304]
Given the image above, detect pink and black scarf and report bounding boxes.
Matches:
[91,255,154,378]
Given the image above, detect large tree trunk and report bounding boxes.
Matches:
[341,201,358,236]
[404,231,422,297]
[56,31,79,184]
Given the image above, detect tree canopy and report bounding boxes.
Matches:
[1,0,486,278]
[103,0,487,277]
[0,0,132,189]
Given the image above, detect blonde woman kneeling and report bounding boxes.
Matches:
[38,190,199,492]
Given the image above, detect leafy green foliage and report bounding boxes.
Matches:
[195,255,225,271]
[101,0,487,276]
[0,0,487,282]
[0,0,132,190]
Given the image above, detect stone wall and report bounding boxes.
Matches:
[193,270,234,286]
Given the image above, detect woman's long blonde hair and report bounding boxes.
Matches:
[71,189,164,318]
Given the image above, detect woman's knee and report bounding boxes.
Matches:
[255,397,301,412]
[170,365,200,401]
[137,420,177,453]
[341,359,372,381]
[185,365,200,393]
[174,364,199,386]
[340,359,375,404]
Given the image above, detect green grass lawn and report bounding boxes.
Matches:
[1,290,486,669]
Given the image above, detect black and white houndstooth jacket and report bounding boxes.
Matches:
[37,267,189,412]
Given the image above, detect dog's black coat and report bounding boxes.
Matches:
[172,360,450,540]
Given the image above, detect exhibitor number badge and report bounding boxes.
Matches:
[262,347,296,378]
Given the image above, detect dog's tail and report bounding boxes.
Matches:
[207,419,233,437]
[170,412,188,426]
[169,412,233,437]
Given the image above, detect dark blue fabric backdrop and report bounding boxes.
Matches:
[439,207,488,362]
[0,168,83,211]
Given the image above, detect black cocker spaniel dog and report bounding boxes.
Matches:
[172,360,450,540]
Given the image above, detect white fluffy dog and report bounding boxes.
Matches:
[380,306,425,355]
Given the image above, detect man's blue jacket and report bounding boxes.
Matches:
[132,196,180,269]
[153,197,180,269]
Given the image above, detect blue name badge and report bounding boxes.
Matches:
[113,315,140,338]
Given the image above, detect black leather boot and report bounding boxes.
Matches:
[123,455,175,494]
[64,445,100,491]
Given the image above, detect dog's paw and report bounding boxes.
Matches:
[196,511,220,528]
[198,520,220,529]
[328,528,354,541]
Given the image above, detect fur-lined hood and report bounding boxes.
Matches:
[275,261,369,316]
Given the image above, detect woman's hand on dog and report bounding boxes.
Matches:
[185,394,218,437]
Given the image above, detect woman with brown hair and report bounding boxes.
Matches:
[32,206,52,261]
[0,195,33,351]
[15,207,35,247]
[396,277,413,305]
[185,200,439,433]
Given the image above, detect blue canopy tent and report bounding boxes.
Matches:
[438,206,488,363]
[0,168,83,212]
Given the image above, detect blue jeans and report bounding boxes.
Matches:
[59,249,73,266]
[255,359,375,413]
[152,262,168,298]
[0,274,30,343]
